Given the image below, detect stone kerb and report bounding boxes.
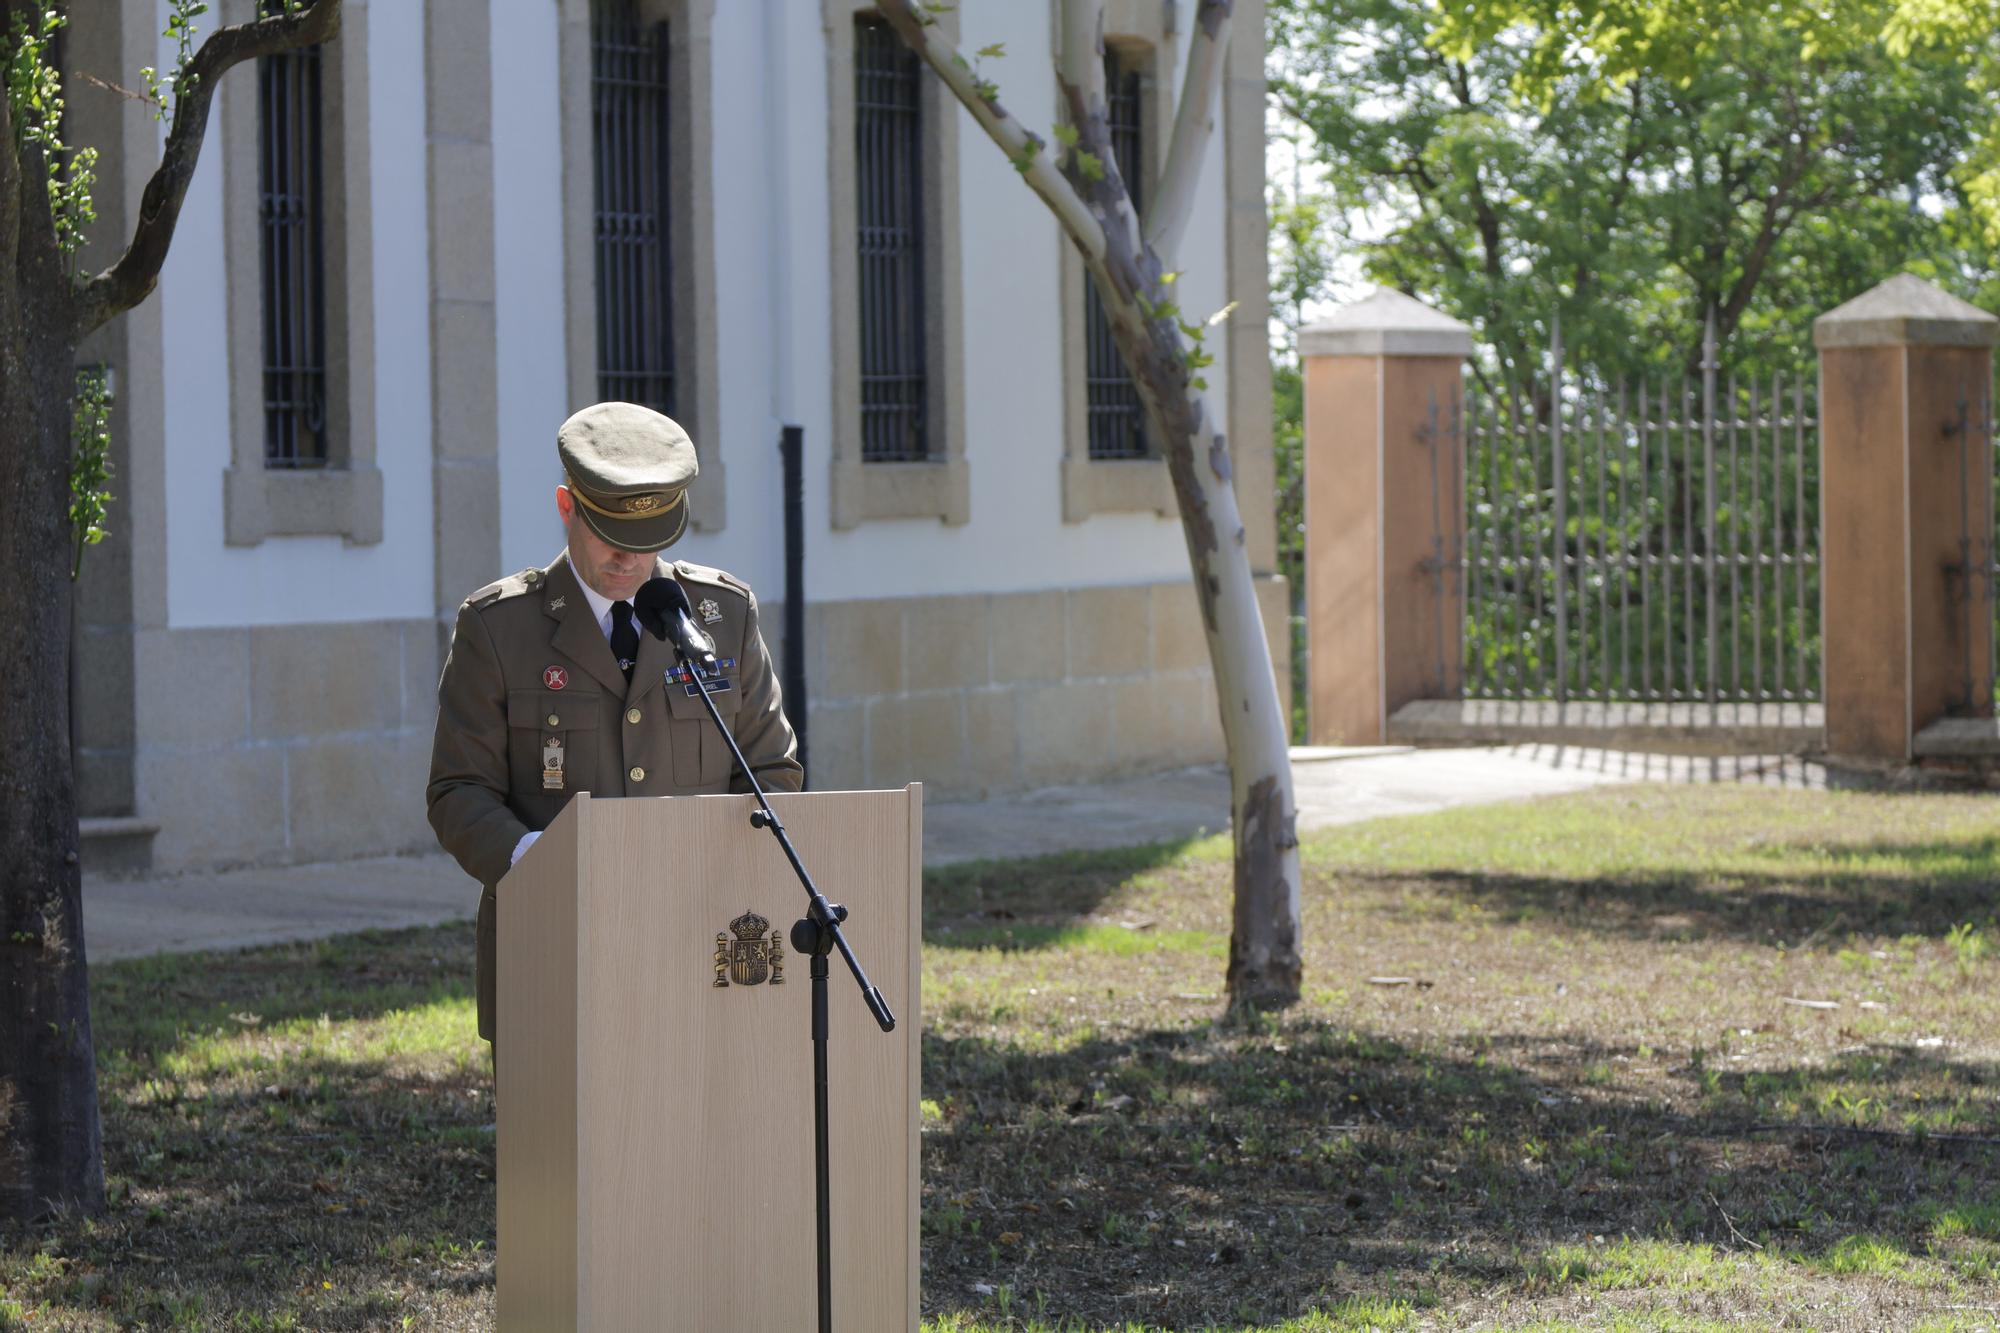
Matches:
[1815,273,1998,761]
[1299,289,1473,745]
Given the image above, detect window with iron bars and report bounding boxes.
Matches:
[258,24,328,469]
[592,0,676,416]
[1085,49,1147,460]
[854,15,929,463]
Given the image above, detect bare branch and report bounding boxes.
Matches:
[1144,0,1231,261]
[1053,0,1155,309]
[873,0,1105,264]
[71,70,164,111]
[75,0,340,336]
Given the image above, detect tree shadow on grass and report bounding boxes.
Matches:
[919,1021,2000,1328]
[923,836,1216,947]
[1,1051,496,1329]
[1361,843,2000,950]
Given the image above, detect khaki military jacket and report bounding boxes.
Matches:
[427,552,803,1039]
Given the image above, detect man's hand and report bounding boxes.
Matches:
[510,830,541,867]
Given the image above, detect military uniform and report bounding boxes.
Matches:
[425,403,801,1042]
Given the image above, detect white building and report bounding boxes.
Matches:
[64,0,1283,874]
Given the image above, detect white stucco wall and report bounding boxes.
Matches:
[677,0,1235,604]
[491,1,570,575]
[157,0,434,629]
[154,0,1242,626]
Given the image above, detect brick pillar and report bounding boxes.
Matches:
[1300,290,1473,745]
[1816,274,1998,760]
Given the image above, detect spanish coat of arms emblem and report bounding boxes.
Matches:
[714,911,785,988]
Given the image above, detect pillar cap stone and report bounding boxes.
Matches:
[1299,287,1474,359]
[1814,273,1999,349]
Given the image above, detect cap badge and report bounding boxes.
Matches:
[625,493,664,514]
[543,665,569,690]
[698,598,723,624]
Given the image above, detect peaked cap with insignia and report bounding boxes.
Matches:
[558,401,697,552]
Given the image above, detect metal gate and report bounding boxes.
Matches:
[1458,318,1822,706]
[1945,380,1999,711]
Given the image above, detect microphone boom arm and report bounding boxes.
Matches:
[670,638,896,1034]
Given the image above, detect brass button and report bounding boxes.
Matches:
[626,707,643,724]
[546,714,560,728]
[629,766,646,783]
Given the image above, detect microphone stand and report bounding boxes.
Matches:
[668,639,896,1333]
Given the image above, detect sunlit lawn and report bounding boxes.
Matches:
[3,784,1999,1329]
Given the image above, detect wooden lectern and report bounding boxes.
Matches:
[496,787,922,1330]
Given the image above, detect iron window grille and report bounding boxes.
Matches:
[592,1,677,416]
[854,15,930,463]
[258,28,328,469]
[1085,50,1148,460]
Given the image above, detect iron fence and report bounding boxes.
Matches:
[1457,317,1822,706]
[1948,380,2000,711]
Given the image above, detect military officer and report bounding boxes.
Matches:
[427,402,802,1046]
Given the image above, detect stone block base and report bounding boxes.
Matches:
[804,576,1290,798]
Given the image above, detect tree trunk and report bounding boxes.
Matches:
[0,288,103,1220]
[873,0,1304,1008]
[1151,397,1302,1007]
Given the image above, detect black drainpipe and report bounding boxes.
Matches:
[780,425,808,780]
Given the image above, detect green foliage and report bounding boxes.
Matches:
[141,0,212,119]
[69,368,115,581]
[1431,0,2000,243]
[1266,173,1329,741]
[1272,364,1306,741]
[1270,0,1994,386]
[4,5,98,263]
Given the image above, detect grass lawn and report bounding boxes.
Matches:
[5,783,2000,1329]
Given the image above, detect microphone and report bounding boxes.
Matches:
[634,576,718,667]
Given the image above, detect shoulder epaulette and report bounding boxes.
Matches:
[673,560,753,601]
[466,567,544,611]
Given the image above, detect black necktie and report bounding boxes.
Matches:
[611,600,639,684]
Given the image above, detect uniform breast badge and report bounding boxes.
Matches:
[542,736,565,790]
[698,597,723,624]
[713,911,786,988]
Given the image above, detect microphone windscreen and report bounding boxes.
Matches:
[633,576,687,641]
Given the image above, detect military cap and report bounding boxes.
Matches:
[557,401,697,552]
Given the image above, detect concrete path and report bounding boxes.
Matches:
[81,746,1830,962]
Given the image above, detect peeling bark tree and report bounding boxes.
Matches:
[874,0,1302,1008]
[0,0,341,1222]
